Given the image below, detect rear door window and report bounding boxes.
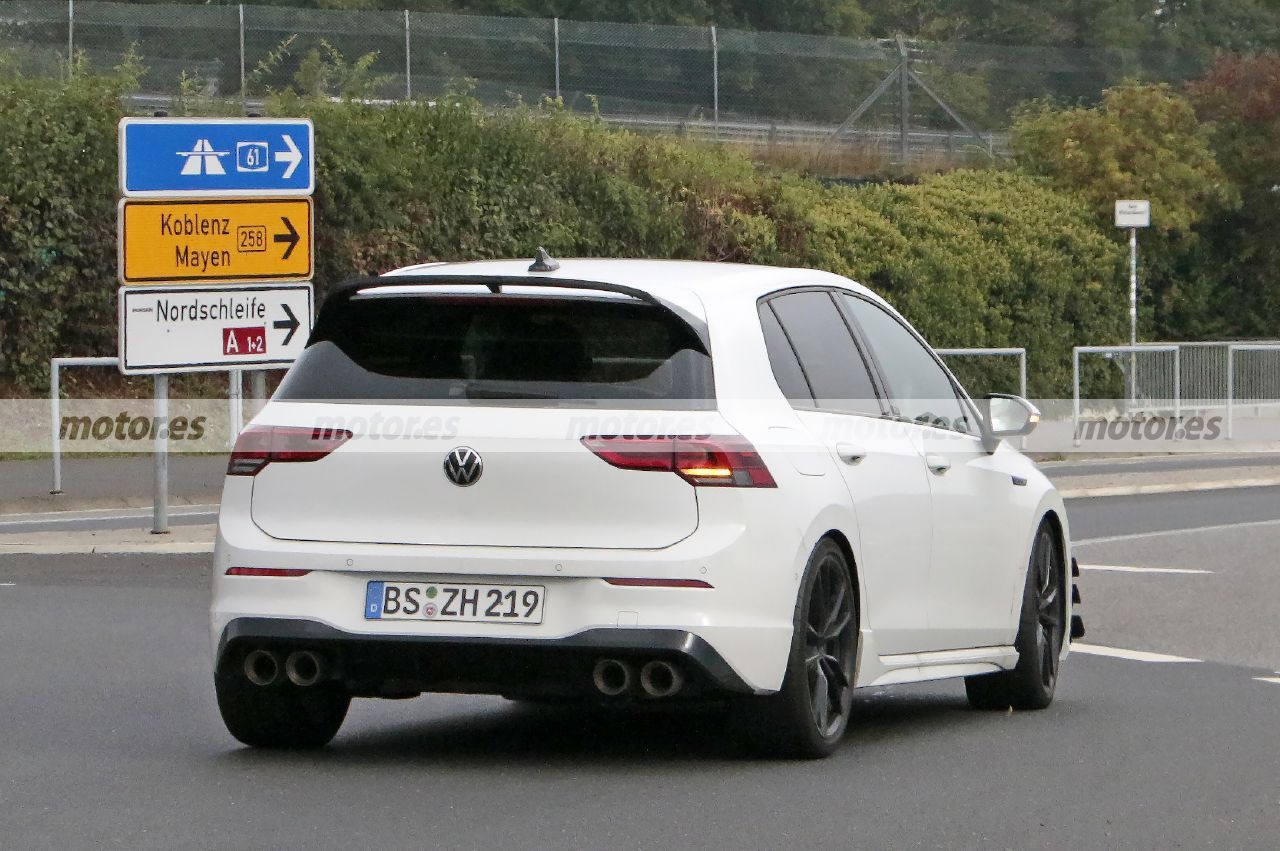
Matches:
[758,302,815,405]
[766,291,882,416]
[276,292,713,406]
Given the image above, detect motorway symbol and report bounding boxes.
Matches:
[119,118,314,197]
[117,284,314,375]
[118,198,313,285]
[179,139,229,176]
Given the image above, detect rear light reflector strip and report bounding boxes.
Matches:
[604,578,714,589]
[225,567,311,577]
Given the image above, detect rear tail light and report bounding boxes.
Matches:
[227,425,353,476]
[581,435,777,488]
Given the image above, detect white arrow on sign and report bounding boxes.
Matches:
[274,134,302,180]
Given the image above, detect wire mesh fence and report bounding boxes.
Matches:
[1,1,1213,164]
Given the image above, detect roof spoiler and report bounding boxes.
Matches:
[316,274,712,351]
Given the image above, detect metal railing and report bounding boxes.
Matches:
[935,347,1027,399]
[1227,344,1280,439]
[1072,345,1181,446]
[48,357,275,532]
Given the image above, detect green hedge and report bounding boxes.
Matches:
[0,73,1126,396]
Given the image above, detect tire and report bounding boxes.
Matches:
[966,521,1065,711]
[215,659,350,750]
[734,538,858,759]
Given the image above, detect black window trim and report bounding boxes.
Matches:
[756,286,892,419]
[833,289,987,438]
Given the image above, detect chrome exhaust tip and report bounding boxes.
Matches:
[639,660,684,698]
[284,650,325,687]
[243,649,279,687]
[592,659,633,697]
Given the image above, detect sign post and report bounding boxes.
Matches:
[1115,200,1152,405]
[117,117,317,533]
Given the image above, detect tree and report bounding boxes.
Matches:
[1012,81,1235,234]
[1186,54,1280,336]
[1011,81,1240,340]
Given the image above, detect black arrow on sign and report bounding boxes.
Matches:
[273,304,300,346]
[273,216,300,260]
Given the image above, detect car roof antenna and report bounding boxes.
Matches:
[528,247,561,273]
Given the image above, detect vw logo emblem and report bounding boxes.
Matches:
[443,446,483,487]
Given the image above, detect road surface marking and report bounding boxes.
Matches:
[1254,676,1280,686]
[1080,564,1212,575]
[1072,643,1200,663]
[0,582,15,586]
[1075,517,1280,545]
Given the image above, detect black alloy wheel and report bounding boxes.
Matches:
[966,521,1065,711]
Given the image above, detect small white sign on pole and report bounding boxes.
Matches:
[118,283,313,375]
[1115,199,1151,229]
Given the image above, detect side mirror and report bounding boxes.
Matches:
[986,393,1040,438]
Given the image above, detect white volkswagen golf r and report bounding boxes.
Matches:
[212,254,1082,758]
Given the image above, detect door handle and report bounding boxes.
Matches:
[836,443,868,465]
[925,454,952,474]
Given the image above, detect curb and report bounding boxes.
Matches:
[1058,476,1280,500]
[0,542,213,555]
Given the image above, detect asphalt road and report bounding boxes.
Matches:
[1,488,1278,849]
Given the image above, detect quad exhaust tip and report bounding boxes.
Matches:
[592,659,633,697]
[639,660,684,698]
[243,649,279,687]
[285,650,325,687]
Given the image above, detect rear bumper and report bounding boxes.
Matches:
[216,617,755,697]
[212,477,804,693]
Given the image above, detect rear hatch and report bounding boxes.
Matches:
[242,283,724,549]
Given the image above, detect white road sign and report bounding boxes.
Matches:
[1115,199,1151,228]
[118,284,313,375]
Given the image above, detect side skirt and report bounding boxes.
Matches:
[854,633,1018,688]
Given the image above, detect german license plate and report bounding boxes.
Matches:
[364,581,545,624]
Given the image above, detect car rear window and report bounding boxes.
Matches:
[275,292,713,406]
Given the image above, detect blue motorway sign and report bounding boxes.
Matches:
[119,118,314,197]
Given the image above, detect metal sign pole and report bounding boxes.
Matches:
[404,9,411,100]
[710,26,719,138]
[229,369,243,445]
[153,374,169,535]
[239,4,246,105]
[1131,227,1143,409]
[50,360,63,494]
[553,18,561,100]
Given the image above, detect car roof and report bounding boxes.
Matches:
[383,258,873,303]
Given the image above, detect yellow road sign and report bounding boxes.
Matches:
[118,198,313,285]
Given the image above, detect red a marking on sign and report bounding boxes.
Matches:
[223,326,267,356]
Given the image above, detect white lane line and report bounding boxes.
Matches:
[0,582,15,586]
[1254,677,1280,685]
[1073,643,1201,663]
[1075,517,1280,545]
[1080,564,1212,575]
